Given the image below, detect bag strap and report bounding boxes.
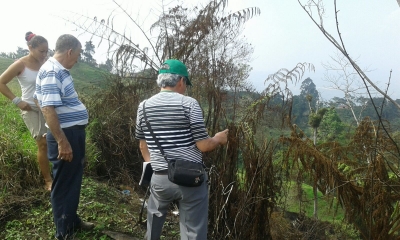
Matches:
[143,101,169,162]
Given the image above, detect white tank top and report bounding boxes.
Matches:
[17,65,38,106]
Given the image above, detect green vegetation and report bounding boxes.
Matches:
[2,177,152,239]
[285,181,344,222]
[0,56,362,239]
[0,57,14,73]
[70,62,109,94]
[0,80,39,189]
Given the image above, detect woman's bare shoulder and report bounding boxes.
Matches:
[11,59,26,73]
[0,59,25,83]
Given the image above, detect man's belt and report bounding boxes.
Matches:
[63,124,87,130]
[154,169,168,175]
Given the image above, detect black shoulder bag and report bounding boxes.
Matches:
[143,101,205,187]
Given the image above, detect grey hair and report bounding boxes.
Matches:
[157,73,182,88]
[55,34,81,53]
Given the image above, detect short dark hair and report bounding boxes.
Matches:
[25,31,47,48]
[55,34,81,53]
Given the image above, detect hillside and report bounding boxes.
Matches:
[0,57,108,95]
[0,57,14,73]
[69,62,110,94]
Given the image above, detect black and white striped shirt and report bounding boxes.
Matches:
[135,91,209,171]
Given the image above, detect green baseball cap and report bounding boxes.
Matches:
[159,59,192,86]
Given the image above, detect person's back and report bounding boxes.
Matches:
[137,91,208,171]
[135,59,228,240]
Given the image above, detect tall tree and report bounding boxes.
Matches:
[300,77,319,104]
[306,94,328,220]
[293,77,319,127]
[83,40,96,66]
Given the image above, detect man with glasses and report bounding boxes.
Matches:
[35,34,94,239]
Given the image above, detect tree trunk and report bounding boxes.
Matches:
[313,181,318,220]
[313,127,318,219]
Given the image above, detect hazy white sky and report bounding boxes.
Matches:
[1,0,399,100]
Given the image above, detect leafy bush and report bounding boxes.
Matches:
[82,73,157,186]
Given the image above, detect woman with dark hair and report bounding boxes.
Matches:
[0,31,52,191]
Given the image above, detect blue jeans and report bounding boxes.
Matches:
[47,128,86,239]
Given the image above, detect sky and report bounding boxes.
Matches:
[1,0,399,100]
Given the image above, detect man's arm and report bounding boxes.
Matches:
[196,129,229,152]
[41,106,73,162]
[139,139,150,162]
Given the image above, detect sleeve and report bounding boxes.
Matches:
[188,100,209,141]
[135,101,145,140]
[38,70,63,107]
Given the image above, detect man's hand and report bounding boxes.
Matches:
[57,138,73,162]
[214,129,229,146]
[196,129,229,152]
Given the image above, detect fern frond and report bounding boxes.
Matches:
[266,62,315,85]
[221,7,261,27]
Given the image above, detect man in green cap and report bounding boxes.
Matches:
[135,59,228,239]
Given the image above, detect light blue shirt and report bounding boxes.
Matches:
[34,57,88,128]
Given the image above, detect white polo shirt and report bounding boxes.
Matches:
[34,57,88,128]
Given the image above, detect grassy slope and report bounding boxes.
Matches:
[285,181,345,222]
[0,66,38,180]
[2,177,149,239]
[69,62,109,94]
[0,57,15,72]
